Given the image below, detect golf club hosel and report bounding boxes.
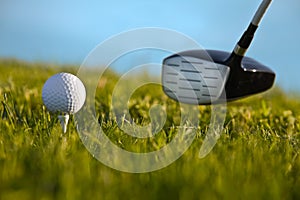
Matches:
[231,0,272,58]
[234,23,258,57]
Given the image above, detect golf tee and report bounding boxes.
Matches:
[58,114,69,133]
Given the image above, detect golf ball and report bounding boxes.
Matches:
[42,72,86,114]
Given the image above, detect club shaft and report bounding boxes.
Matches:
[233,0,272,57]
[252,0,272,26]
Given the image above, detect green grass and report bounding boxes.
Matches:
[0,59,299,200]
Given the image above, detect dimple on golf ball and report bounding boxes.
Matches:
[42,72,86,114]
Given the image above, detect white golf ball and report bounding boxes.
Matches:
[42,72,86,114]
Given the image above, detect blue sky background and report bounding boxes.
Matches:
[0,0,299,91]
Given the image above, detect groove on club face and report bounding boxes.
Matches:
[162,55,230,105]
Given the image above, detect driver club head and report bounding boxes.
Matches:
[162,50,275,104]
[162,0,275,105]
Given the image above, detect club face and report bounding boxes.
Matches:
[162,50,275,104]
[162,53,230,105]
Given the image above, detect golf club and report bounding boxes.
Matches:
[162,0,275,105]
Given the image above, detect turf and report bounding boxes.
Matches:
[0,59,299,200]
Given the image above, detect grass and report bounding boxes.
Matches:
[0,59,299,200]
